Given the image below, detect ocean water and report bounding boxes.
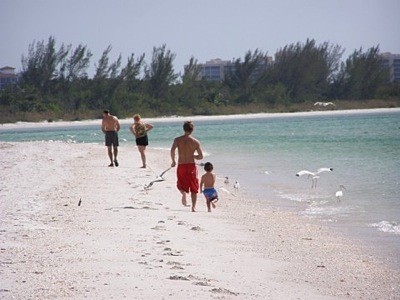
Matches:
[1,109,399,268]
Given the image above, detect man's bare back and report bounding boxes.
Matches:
[171,134,203,165]
[102,114,120,132]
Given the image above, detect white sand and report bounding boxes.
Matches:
[1,141,399,299]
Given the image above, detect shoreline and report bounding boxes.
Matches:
[1,107,400,130]
[1,141,399,299]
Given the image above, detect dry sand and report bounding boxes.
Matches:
[1,141,399,299]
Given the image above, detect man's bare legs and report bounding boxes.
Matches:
[191,192,197,212]
[179,190,196,211]
[107,146,113,166]
[107,146,118,166]
[113,146,118,166]
[180,190,187,207]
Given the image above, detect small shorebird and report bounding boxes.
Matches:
[335,185,346,202]
[233,180,240,192]
[296,167,333,189]
[224,177,229,184]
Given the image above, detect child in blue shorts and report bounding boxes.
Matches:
[200,162,219,212]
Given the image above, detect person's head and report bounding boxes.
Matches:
[133,114,141,122]
[103,110,110,117]
[183,121,194,134]
[204,162,213,172]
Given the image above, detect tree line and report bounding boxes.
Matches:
[1,36,398,122]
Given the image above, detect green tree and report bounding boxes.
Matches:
[120,53,145,91]
[144,44,178,102]
[224,49,269,104]
[21,36,69,93]
[270,39,343,102]
[335,46,386,100]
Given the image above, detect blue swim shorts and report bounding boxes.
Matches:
[203,188,218,201]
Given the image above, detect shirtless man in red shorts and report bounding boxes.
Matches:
[170,121,204,212]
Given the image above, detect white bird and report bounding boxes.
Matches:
[233,180,240,192]
[144,167,172,190]
[224,177,229,184]
[335,185,346,202]
[296,168,333,189]
[314,102,335,107]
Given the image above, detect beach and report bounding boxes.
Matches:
[1,140,399,299]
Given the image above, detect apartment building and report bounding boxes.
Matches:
[381,52,400,83]
[193,57,273,82]
[0,66,19,89]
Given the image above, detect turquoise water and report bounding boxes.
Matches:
[1,110,400,267]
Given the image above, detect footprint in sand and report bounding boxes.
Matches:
[191,226,203,231]
[210,288,239,296]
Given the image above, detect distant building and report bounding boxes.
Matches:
[187,57,273,82]
[200,58,233,81]
[381,53,400,83]
[0,66,19,89]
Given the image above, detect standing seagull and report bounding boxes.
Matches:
[296,167,333,189]
[335,185,346,202]
[233,180,240,192]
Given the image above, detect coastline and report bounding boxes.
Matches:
[1,141,399,299]
[1,107,400,130]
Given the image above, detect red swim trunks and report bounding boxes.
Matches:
[176,163,199,193]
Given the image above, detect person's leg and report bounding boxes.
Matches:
[211,199,217,209]
[138,145,146,168]
[191,192,197,212]
[107,146,113,166]
[113,146,119,166]
[180,190,187,206]
[206,197,211,212]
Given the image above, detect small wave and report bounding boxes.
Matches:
[369,221,400,235]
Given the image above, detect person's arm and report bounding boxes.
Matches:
[101,119,106,133]
[170,139,177,167]
[146,123,154,132]
[200,177,204,193]
[115,118,121,132]
[130,124,136,136]
[194,141,204,160]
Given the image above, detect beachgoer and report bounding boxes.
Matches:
[101,110,120,167]
[170,121,204,212]
[200,162,219,212]
[130,114,153,168]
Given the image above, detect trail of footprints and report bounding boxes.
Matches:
[136,213,239,297]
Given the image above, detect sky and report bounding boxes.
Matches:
[1,0,399,77]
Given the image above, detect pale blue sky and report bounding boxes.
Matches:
[1,0,399,76]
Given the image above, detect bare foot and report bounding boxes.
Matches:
[140,165,146,168]
[181,197,187,207]
[192,207,196,212]
[212,199,218,208]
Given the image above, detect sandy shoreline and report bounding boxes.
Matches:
[1,107,399,130]
[1,141,399,299]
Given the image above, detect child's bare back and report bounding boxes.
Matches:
[200,162,219,212]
